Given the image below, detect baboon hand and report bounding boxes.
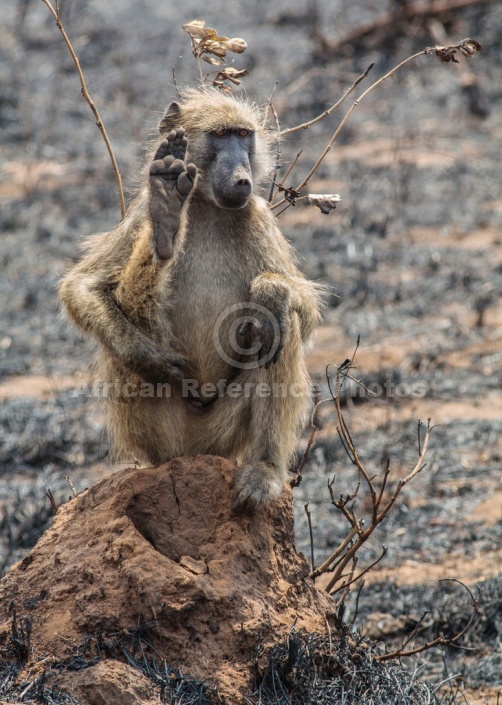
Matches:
[237,305,290,369]
[150,128,197,203]
[149,128,197,260]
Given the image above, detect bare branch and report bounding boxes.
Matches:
[64,475,77,498]
[45,489,58,515]
[272,39,482,213]
[262,80,279,127]
[334,555,358,609]
[267,99,282,203]
[375,578,479,661]
[172,66,181,98]
[312,0,492,59]
[41,0,126,220]
[309,343,438,598]
[310,524,358,580]
[277,151,302,191]
[304,503,315,574]
[328,546,387,595]
[290,398,331,488]
[280,62,374,137]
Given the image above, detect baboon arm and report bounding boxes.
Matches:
[60,269,169,371]
[249,272,323,344]
[59,226,185,383]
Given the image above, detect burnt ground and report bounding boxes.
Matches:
[0,0,501,702]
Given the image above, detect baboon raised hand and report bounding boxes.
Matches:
[149,128,196,260]
[60,88,323,514]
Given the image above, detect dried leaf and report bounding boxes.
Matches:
[182,19,206,29]
[224,37,247,54]
[182,19,208,40]
[220,67,244,76]
[213,80,233,93]
[202,55,221,65]
[308,194,341,215]
[204,27,219,39]
[215,67,249,86]
[203,40,227,58]
[433,38,482,64]
[458,38,483,57]
[435,46,459,64]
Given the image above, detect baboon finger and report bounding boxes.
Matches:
[176,172,195,197]
[173,128,186,144]
[169,158,185,173]
[149,176,167,198]
[154,227,174,261]
[153,139,171,162]
[186,163,197,180]
[150,155,175,175]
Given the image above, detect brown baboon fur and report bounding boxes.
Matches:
[60,87,323,512]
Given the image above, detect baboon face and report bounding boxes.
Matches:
[206,128,255,210]
[158,91,267,211]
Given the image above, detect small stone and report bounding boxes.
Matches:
[179,555,208,575]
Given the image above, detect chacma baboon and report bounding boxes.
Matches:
[60,88,323,513]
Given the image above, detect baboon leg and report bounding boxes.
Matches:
[232,317,310,514]
[149,127,197,260]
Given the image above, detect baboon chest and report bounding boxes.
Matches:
[168,224,257,365]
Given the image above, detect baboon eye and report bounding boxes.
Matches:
[214,128,227,137]
[238,129,250,137]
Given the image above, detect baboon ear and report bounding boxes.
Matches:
[159,102,181,134]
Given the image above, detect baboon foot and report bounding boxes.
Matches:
[232,461,284,515]
[149,128,197,260]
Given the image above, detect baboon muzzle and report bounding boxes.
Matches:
[212,150,253,209]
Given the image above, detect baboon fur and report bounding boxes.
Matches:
[60,87,323,512]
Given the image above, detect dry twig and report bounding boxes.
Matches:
[375,579,479,661]
[45,489,58,515]
[280,62,374,137]
[301,342,439,598]
[272,38,482,213]
[290,398,331,488]
[311,0,492,58]
[304,503,315,573]
[41,0,126,219]
[182,19,248,91]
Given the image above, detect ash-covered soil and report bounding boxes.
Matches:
[0,0,501,701]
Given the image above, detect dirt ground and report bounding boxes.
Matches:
[0,0,501,702]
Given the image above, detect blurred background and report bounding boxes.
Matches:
[0,0,501,698]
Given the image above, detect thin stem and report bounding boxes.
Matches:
[304,503,316,573]
[310,524,358,579]
[296,50,427,195]
[278,150,302,190]
[172,66,181,98]
[329,546,387,595]
[272,49,432,213]
[291,398,331,487]
[268,102,281,203]
[41,0,126,220]
[280,62,374,137]
[262,80,279,127]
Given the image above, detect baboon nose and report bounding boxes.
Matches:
[235,177,252,196]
